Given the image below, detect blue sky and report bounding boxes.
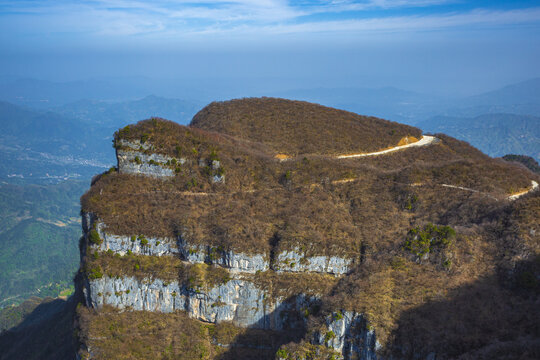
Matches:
[1,0,540,95]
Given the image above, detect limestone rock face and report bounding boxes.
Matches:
[274,249,352,275]
[313,311,379,360]
[116,139,176,178]
[84,276,314,330]
[177,235,270,273]
[84,213,178,256]
[96,223,178,256]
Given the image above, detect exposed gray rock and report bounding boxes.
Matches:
[116,139,152,151]
[275,249,352,275]
[212,174,225,183]
[84,213,178,256]
[214,250,268,274]
[117,149,175,178]
[84,275,314,330]
[93,222,178,256]
[178,236,269,273]
[314,311,379,360]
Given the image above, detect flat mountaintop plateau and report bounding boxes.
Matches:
[3,97,539,360]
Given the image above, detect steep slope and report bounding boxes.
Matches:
[74,98,539,360]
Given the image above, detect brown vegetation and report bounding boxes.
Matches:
[79,100,540,359]
[77,305,305,360]
[191,97,422,156]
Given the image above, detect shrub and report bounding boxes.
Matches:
[134,156,142,165]
[276,348,289,359]
[324,330,336,343]
[89,230,103,245]
[139,236,148,246]
[87,266,103,280]
[404,223,456,258]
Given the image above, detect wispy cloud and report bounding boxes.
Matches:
[1,1,539,42]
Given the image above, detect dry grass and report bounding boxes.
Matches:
[78,105,540,359]
[77,306,302,360]
[77,305,214,360]
[191,97,422,156]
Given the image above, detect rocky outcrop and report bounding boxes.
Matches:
[274,249,352,275]
[83,213,178,257]
[313,311,379,360]
[116,140,176,178]
[84,275,314,330]
[178,236,269,273]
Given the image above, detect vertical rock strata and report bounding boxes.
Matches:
[313,311,379,360]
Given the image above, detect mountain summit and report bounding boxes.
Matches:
[34,98,540,359]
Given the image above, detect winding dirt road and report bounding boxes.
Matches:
[336,135,437,159]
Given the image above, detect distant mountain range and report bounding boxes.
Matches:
[276,78,540,125]
[0,96,200,184]
[418,113,540,161]
[54,95,201,127]
[1,77,539,181]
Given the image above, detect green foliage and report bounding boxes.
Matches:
[89,229,103,245]
[404,223,456,258]
[134,156,142,165]
[324,330,336,343]
[0,180,84,307]
[140,133,149,144]
[333,311,343,321]
[138,235,148,246]
[87,266,103,280]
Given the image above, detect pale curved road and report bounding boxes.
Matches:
[336,135,436,159]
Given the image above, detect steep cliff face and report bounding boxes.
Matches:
[313,311,379,360]
[76,102,539,360]
[274,248,352,275]
[83,275,318,330]
[80,213,344,331]
[115,139,177,178]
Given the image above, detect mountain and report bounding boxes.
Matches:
[55,95,202,126]
[274,86,445,125]
[466,78,540,107]
[0,101,111,183]
[502,155,540,174]
[0,96,201,184]
[418,113,540,161]
[55,98,539,359]
[0,77,152,108]
[276,78,540,125]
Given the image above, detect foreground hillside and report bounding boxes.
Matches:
[11,97,537,360]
